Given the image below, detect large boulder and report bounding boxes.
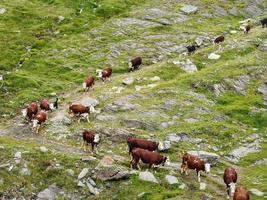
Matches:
[37,184,60,200]
[165,175,178,185]
[187,151,219,165]
[122,76,134,85]
[158,141,171,151]
[78,168,89,180]
[93,165,130,181]
[139,171,159,184]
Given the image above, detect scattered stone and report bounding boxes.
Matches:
[77,181,85,187]
[180,5,198,14]
[195,36,211,46]
[139,171,159,184]
[166,132,190,144]
[62,116,71,125]
[173,59,197,73]
[199,182,206,190]
[188,151,219,165]
[66,169,75,177]
[88,178,96,187]
[98,156,114,167]
[86,182,99,195]
[80,97,99,107]
[165,175,178,185]
[78,168,89,180]
[112,86,125,94]
[122,76,134,85]
[37,184,60,200]
[149,76,160,82]
[57,16,65,23]
[244,4,263,17]
[184,118,199,123]
[123,119,156,131]
[135,85,143,91]
[213,5,227,17]
[96,114,117,121]
[179,183,186,190]
[81,156,97,162]
[159,162,181,171]
[93,165,130,181]
[0,8,6,15]
[14,152,22,159]
[40,146,48,153]
[230,30,238,34]
[159,121,175,130]
[20,168,31,176]
[158,141,171,151]
[162,99,177,110]
[257,82,267,95]
[253,158,267,166]
[249,188,264,197]
[208,53,220,60]
[228,7,239,16]
[112,18,159,28]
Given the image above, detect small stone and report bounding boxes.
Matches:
[158,141,171,151]
[138,192,146,198]
[37,183,59,200]
[66,169,74,177]
[77,181,85,187]
[181,5,198,14]
[249,188,264,197]
[0,8,6,15]
[122,76,134,85]
[208,53,220,60]
[78,168,89,179]
[20,168,31,176]
[96,114,117,121]
[88,178,96,187]
[149,76,160,82]
[165,175,178,185]
[135,85,143,91]
[62,116,71,125]
[40,146,48,153]
[230,30,238,34]
[139,171,159,184]
[15,152,22,159]
[86,182,99,195]
[57,16,65,23]
[98,156,114,167]
[199,182,206,190]
[179,183,186,190]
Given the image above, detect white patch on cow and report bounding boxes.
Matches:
[32,119,38,128]
[229,182,236,197]
[22,109,27,117]
[157,141,164,151]
[94,134,100,143]
[90,105,96,113]
[165,156,170,166]
[49,103,54,110]
[128,62,133,69]
[205,163,211,174]
[82,82,87,89]
[96,69,103,78]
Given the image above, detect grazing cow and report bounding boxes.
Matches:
[83,76,95,92]
[22,102,38,122]
[32,111,47,133]
[233,186,250,200]
[186,43,200,54]
[131,148,169,169]
[214,35,225,44]
[69,103,95,122]
[181,153,211,182]
[40,99,57,111]
[96,67,112,82]
[224,167,238,199]
[127,138,165,154]
[244,24,251,34]
[260,18,267,28]
[128,57,142,71]
[81,130,100,152]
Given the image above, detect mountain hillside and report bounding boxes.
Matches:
[0,0,267,199]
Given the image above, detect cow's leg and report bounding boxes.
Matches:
[180,164,184,174]
[86,115,90,123]
[91,143,94,152]
[81,140,84,149]
[185,165,188,175]
[197,171,201,182]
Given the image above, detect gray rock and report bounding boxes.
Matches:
[162,99,177,110]
[179,183,186,190]
[166,133,181,144]
[228,7,239,16]
[14,152,22,159]
[62,116,71,125]
[77,181,85,187]
[104,96,140,112]
[187,151,219,165]
[40,146,48,153]
[78,168,89,180]
[257,82,267,95]
[66,169,74,177]
[96,128,134,142]
[262,40,267,52]
[20,168,31,176]
[173,59,197,73]
[208,53,220,60]
[96,114,117,121]
[122,76,134,85]
[165,175,178,185]
[159,121,175,130]
[88,178,96,187]
[112,18,159,28]
[195,36,211,46]
[37,184,60,200]
[80,97,99,107]
[213,5,227,17]
[139,171,159,184]
[158,141,171,151]
[249,188,264,196]
[57,16,65,23]
[150,76,160,82]
[180,5,198,14]
[199,182,206,190]
[86,182,99,195]
[0,8,6,14]
[253,158,267,166]
[123,119,156,131]
[244,4,263,16]
[93,165,130,181]
[184,118,199,123]
[159,162,181,171]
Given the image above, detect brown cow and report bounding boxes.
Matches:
[32,111,47,133]
[96,67,112,82]
[244,25,251,34]
[224,167,238,199]
[22,102,38,122]
[181,153,211,182]
[233,186,249,200]
[214,35,225,44]
[83,76,95,92]
[131,148,169,170]
[69,103,95,123]
[127,138,164,154]
[81,130,100,152]
[128,57,142,71]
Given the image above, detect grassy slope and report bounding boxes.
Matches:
[0,0,267,199]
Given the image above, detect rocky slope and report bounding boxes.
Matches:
[0,0,267,199]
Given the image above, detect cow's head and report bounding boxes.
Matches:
[32,119,38,128]
[157,141,164,151]
[229,182,236,197]
[205,163,211,174]
[94,134,100,143]
[49,103,55,111]
[96,69,103,78]
[89,105,96,113]
[22,109,27,117]
[165,156,170,166]
[128,61,133,71]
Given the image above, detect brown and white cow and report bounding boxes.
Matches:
[40,98,58,112]
[32,111,47,133]
[244,24,251,34]
[128,57,142,71]
[131,148,169,170]
[233,186,250,200]
[69,103,95,123]
[81,130,100,153]
[96,67,112,82]
[224,167,238,199]
[214,35,225,44]
[22,102,38,122]
[83,76,95,92]
[127,137,165,154]
[181,152,211,182]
